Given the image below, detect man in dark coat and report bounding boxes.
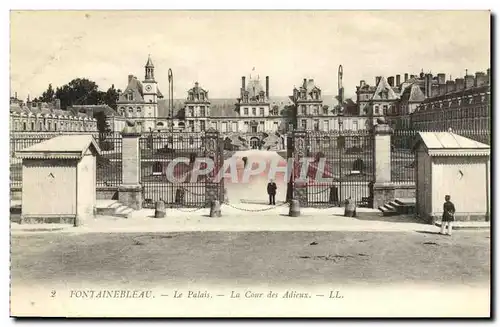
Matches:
[267,179,277,205]
[440,195,456,236]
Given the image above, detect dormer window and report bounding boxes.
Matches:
[127,92,133,101]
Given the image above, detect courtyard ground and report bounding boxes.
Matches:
[10,227,490,317]
[12,230,490,287]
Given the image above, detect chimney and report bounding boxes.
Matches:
[55,99,61,109]
[475,72,487,87]
[396,74,401,86]
[128,74,134,83]
[375,76,381,85]
[241,76,246,98]
[487,68,491,83]
[303,78,307,87]
[388,76,394,87]
[437,73,446,85]
[424,73,433,98]
[465,75,474,89]
[15,92,17,99]
[455,78,465,91]
[410,74,415,79]
[265,76,269,98]
[438,84,446,96]
[404,73,409,82]
[431,85,439,97]
[446,80,456,94]
[360,80,366,87]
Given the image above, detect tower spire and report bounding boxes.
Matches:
[145,55,155,81]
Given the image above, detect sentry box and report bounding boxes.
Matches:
[16,134,101,226]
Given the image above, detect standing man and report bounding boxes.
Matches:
[440,195,456,236]
[267,179,277,205]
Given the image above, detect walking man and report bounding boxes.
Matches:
[267,179,277,205]
[440,195,456,236]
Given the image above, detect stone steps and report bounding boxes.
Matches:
[378,198,416,217]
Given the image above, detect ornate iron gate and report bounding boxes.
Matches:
[286,129,375,208]
[139,128,224,208]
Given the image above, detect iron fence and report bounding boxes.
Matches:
[10,131,122,191]
[391,129,417,183]
[139,130,224,208]
[390,127,491,183]
[287,130,375,208]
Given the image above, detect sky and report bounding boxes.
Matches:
[10,10,490,101]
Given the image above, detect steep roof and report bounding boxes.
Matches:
[401,83,426,103]
[246,78,265,98]
[118,76,144,103]
[371,76,399,100]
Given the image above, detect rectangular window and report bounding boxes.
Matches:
[189,106,194,116]
[301,120,307,129]
[252,107,256,115]
[374,106,380,114]
[323,106,328,115]
[301,105,307,115]
[323,120,329,131]
[221,122,227,132]
[200,106,206,116]
[383,105,388,115]
[273,121,279,131]
[313,106,319,115]
[260,108,265,116]
[353,121,358,131]
[313,120,319,131]
[189,120,194,132]
[200,121,205,131]
[244,107,249,115]
[259,121,264,132]
[232,122,238,132]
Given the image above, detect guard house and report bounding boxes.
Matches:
[16,135,101,225]
[412,131,490,223]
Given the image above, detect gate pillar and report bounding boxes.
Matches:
[372,123,394,209]
[204,128,224,206]
[118,121,142,210]
[292,130,308,206]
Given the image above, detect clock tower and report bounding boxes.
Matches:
[143,55,158,103]
[142,55,159,130]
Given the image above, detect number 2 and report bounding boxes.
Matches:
[50,290,56,297]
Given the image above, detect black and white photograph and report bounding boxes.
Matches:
[8,10,491,318]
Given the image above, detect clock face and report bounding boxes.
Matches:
[145,85,152,92]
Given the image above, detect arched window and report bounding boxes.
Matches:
[128,107,133,113]
[157,122,164,127]
[189,136,194,145]
[120,107,125,115]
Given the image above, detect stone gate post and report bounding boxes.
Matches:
[372,123,394,209]
[118,122,142,210]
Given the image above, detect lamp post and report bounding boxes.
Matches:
[168,68,173,132]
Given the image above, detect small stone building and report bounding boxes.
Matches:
[413,132,490,223]
[16,135,101,225]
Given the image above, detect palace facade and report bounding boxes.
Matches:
[10,96,97,132]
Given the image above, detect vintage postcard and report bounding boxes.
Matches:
[9,10,491,318]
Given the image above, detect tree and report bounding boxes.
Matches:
[54,78,99,109]
[39,84,55,103]
[101,84,120,109]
